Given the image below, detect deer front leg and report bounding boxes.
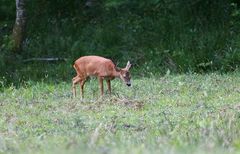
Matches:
[107,80,111,95]
[98,77,104,96]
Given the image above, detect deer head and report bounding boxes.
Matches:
[119,61,132,86]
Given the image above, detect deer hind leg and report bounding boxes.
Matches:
[107,80,111,95]
[98,77,104,96]
[72,76,81,98]
[80,79,86,99]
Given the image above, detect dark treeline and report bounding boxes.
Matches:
[0,0,240,83]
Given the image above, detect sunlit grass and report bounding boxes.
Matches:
[0,72,240,154]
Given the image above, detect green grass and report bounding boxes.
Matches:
[1,73,240,154]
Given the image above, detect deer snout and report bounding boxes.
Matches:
[126,81,131,87]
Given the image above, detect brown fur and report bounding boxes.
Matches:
[72,55,131,98]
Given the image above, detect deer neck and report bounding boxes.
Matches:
[112,68,121,78]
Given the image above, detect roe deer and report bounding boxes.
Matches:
[72,55,132,98]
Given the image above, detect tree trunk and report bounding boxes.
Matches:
[12,0,26,53]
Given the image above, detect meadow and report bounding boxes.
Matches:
[1,72,240,154]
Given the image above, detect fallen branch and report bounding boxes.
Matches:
[23,57,67,63]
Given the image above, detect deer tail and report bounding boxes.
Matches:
[73,63,81,76]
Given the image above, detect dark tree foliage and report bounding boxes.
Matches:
[0,0,240,82]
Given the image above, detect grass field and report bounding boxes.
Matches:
[1,72,240,154]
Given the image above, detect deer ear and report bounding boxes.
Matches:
[125,61,132,70]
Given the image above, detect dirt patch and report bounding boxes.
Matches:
[67,96,145,111]
[108,97,145,110]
